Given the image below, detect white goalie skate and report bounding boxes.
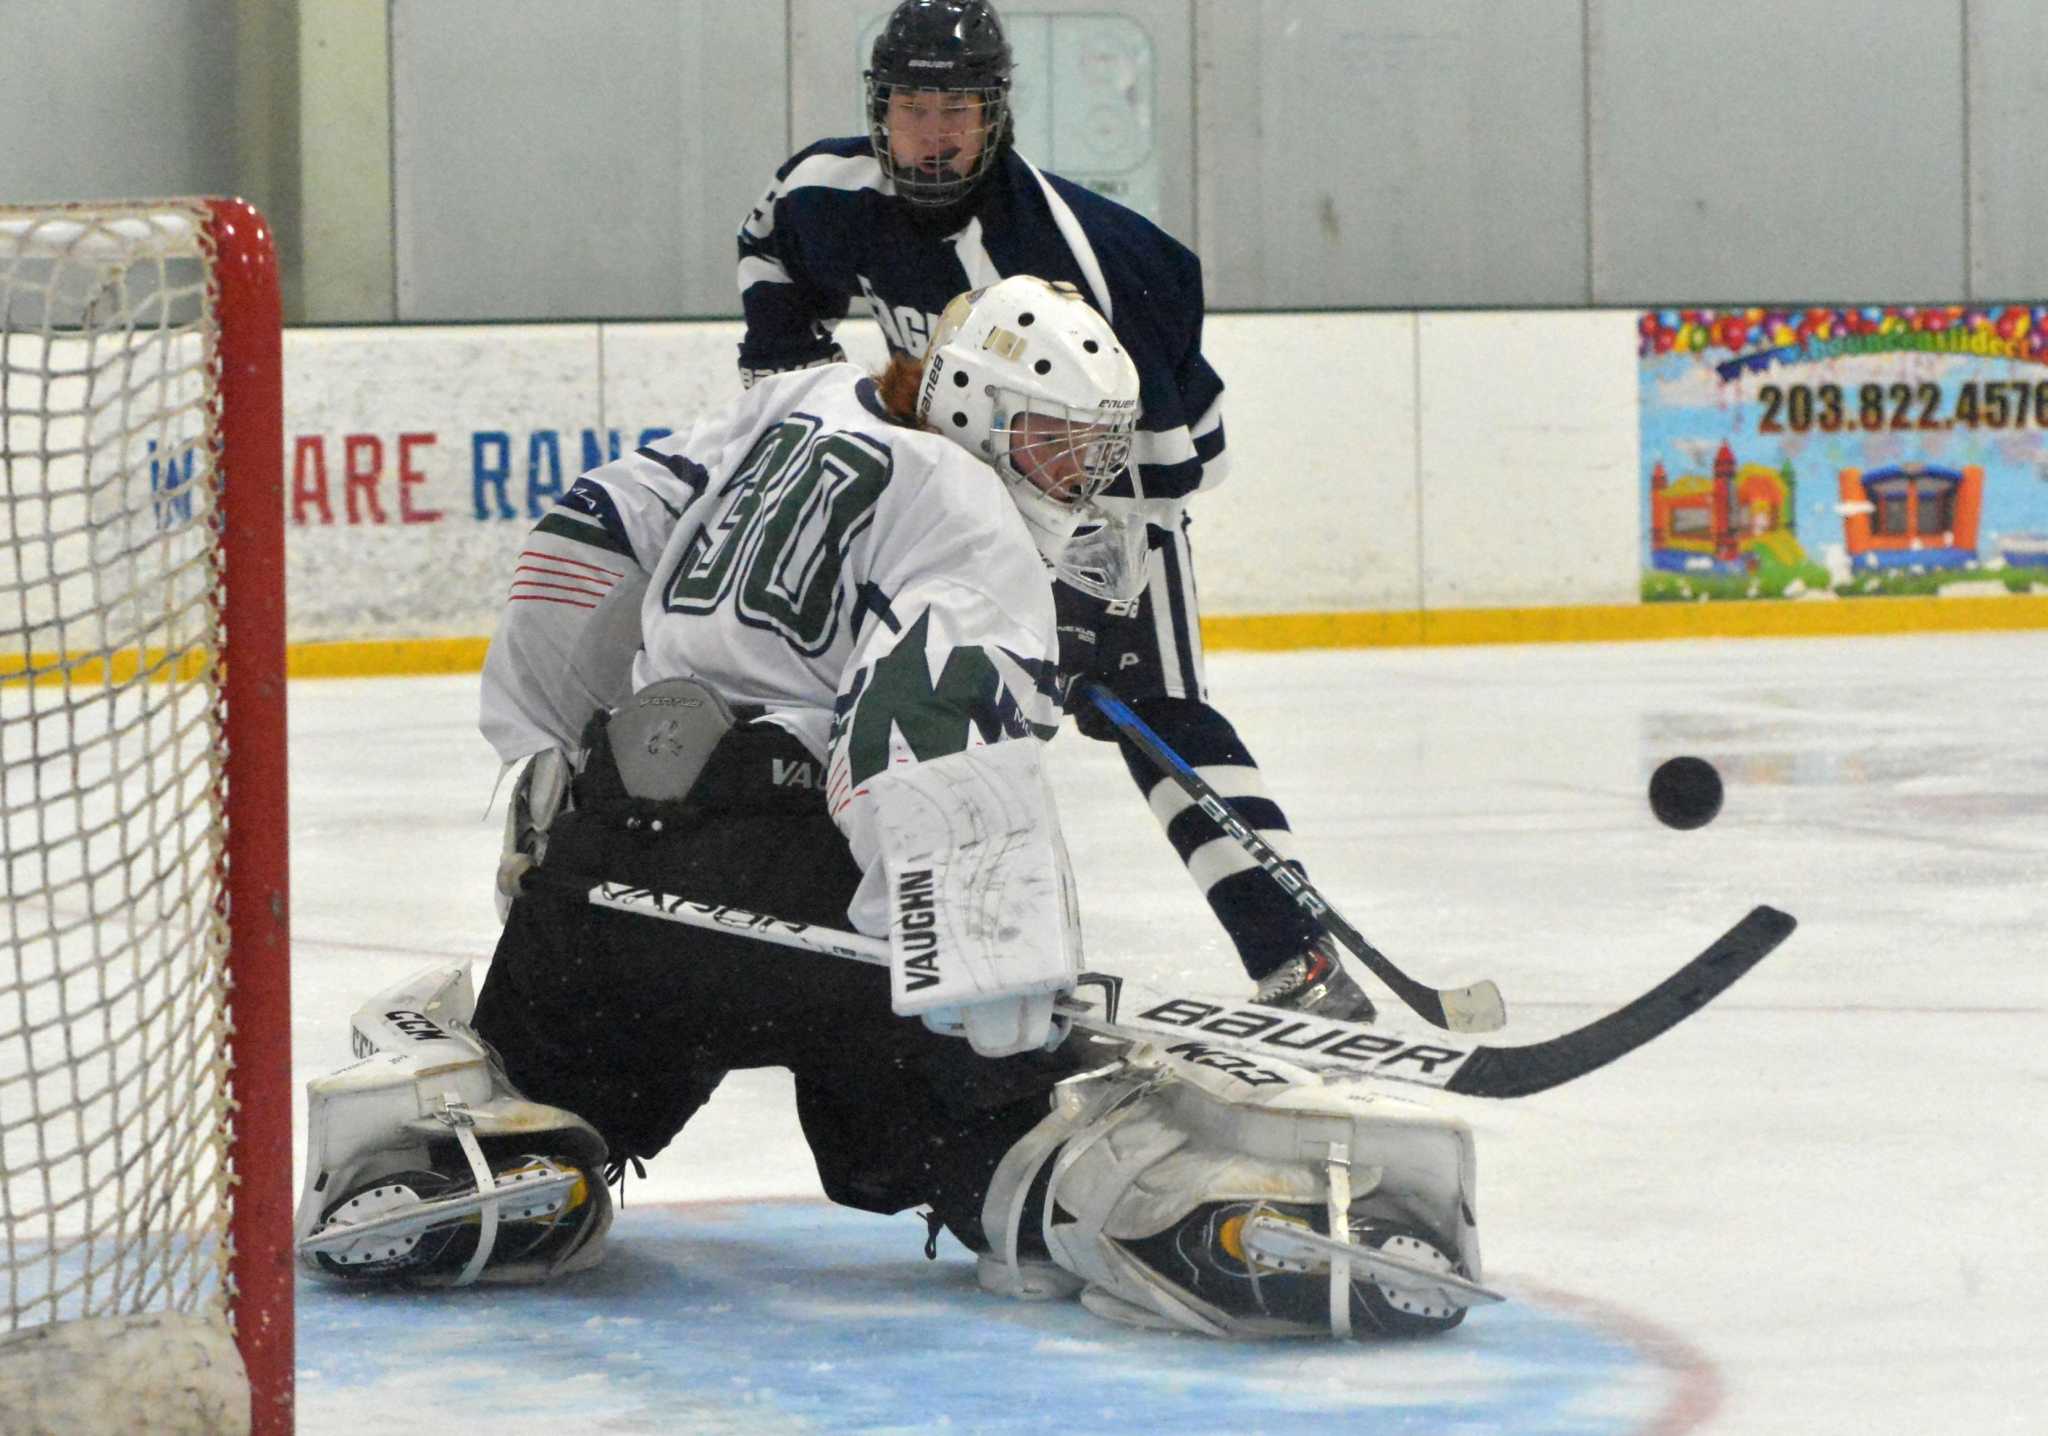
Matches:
[295,965,613,1287]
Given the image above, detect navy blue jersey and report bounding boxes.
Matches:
[738,139,1226,503]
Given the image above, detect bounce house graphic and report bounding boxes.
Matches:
[1836,463,1982,571]
[1649,440,1806,575]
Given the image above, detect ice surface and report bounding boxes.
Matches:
[289,632,2048,1434]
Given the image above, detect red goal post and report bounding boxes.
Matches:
[0,199,291,1434]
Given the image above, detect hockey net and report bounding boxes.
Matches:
[0,200,290,1435]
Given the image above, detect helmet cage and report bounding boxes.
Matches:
[1052,506,1151,603]
[865,75,1010,207]
[864,0,1014,207]
[990,388,1135,506]
[986,390,1145,602]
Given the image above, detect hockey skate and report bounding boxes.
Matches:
[1253,934,1378,1024]
[1231,1206,1501,1335]
[1111,1200,1495,1338]
[302,1151,603,1284]
[296,965,615,1288]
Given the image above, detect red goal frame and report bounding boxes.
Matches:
[209,195,294,1436]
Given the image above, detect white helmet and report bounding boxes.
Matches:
[917,276,1146,599]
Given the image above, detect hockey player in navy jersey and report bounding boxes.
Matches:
[738,0,1375,1022]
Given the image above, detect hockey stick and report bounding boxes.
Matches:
[519,870,1795,1100]
[1113,904,1795,1099]
[1075,680,1507,1035]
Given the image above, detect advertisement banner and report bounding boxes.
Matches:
[1637,306,2048,601]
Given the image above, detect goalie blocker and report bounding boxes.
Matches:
[868,739,1083,1056]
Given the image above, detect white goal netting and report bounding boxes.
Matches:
[1,200,287,1435]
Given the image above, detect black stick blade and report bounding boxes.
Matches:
[1445,906,1797,1098]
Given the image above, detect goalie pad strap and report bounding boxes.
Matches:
[981,1065,1155,1288]
[445,1094,499,1288]
[1326,1140,1354,1339]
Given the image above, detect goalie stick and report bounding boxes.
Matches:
[519,870,1795,1100]
[1076,680,1507,1035]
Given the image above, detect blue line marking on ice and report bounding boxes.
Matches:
[297,1198,1675,1434]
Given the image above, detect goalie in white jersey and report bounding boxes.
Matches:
[297,275,1139,1278]
[294,276,1486,1341]
[478,272,1133,1057]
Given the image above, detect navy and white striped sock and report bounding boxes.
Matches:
[1115,698,1321,980]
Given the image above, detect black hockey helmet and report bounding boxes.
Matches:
[865,0,1013,207]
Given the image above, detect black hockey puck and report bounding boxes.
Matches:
[1649,756,1723,830]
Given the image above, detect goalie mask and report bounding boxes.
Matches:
[919,275,1146,600]
[866,0,1013,208]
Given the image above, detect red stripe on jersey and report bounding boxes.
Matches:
[519,547,626,579]
[511,576,610,595]
[508,594,600,610]
[515,563,615,588]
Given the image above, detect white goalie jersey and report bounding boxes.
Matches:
[480,362,1076,1047]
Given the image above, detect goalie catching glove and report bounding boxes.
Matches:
[495,747,571,923]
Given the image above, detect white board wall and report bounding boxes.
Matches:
[279,309,1643,642]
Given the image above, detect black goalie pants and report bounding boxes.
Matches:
[471,726,1080,1255]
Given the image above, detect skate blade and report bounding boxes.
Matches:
[1241,1214,1505,1308]
[301,1166,584,1256]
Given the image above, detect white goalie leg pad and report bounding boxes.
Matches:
[976,1062,1140,1307]
[986,1045,1484,1339]
[865,741,1081,1056]
[296,964,612,1287]
[346,961,482,1058]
